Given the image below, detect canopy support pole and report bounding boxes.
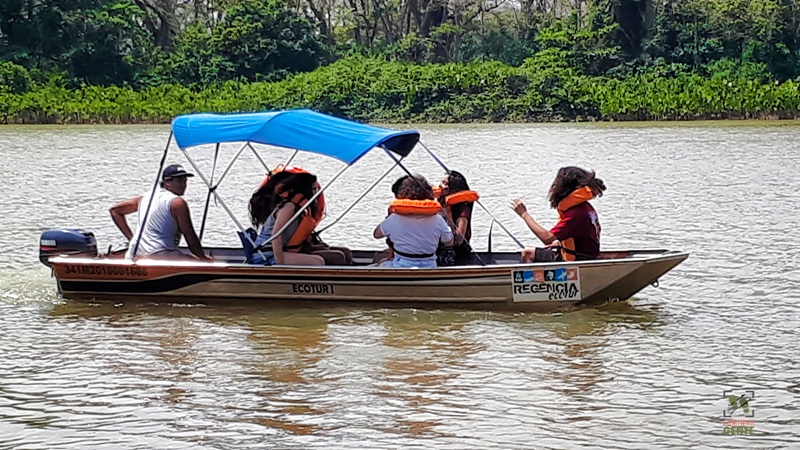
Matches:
[199,143,220,241]
[381,146,417,178]
[282,150,299,170]
[316,157,402,235]
[179,149,257,244]
[248,143,271,173]
[130,131,173,261]
[419,141,525,249]
[210,142,248,190]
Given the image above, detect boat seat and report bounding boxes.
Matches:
[236,228,258,264]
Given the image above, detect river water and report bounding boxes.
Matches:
[1,122,798,448]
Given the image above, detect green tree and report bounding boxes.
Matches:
[161,0,326,85]
[70,1,152,85]
[536,8,623,76]
[0,0,149,85]
[214,0,326,81]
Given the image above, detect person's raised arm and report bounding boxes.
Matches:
[510,198,557,245]
[171,197,211,261]
[109,195,142,241]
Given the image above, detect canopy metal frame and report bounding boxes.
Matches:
[129,127,525,262]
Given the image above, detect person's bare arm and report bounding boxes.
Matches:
[510,198,557,245]
[439,216,455,247]
[109,196,142,240]
[271,204,296,264]
[373,223,385,239]
[452,217,469,245]
[171,197,210,260]
[455,217,469,238]
[375,215,392,239]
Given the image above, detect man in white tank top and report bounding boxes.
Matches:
[110,164,211,261]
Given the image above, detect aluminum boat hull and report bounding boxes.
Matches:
[47,249,688,312]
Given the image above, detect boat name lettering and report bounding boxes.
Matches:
[64,265,148,277]
[513,282,579,300]
[292,283,335,294]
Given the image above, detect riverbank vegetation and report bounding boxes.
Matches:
[2,0,800,123]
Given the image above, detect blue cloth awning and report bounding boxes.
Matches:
[171,109,420,165]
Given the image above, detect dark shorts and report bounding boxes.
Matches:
[534,247,563,262]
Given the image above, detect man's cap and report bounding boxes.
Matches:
[162,164,194,181]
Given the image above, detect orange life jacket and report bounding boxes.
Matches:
[388,199,442,216]
[441,190,478,239]
[555,186,596,261]
[260,165,326,252]
[285,199,319,252]
[444,190,479,206]
[557,186,594,218]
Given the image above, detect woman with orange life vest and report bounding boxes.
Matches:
[437,170,479,265]
[510,166,606,262]
[251,167,352,265]
[373,175,454,268]
[249,171,331,265]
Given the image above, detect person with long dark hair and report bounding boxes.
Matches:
[249,171,328,265]
[250,169,352,265]
[438,170,479,265]
[510,166,606,262]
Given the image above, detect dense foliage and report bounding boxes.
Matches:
[1,0,799,123]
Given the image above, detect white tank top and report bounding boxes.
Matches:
[126,188,181,259]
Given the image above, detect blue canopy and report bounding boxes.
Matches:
[171,109,420,165]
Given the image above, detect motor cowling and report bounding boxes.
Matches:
[39,228,98,267]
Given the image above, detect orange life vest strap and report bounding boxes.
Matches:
[285,214,319,252]
[389,199,442,216]
[559,238,577,262]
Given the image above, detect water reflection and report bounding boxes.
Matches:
[43,301,660,443]
[540,302,662,406]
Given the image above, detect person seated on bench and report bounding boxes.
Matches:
[373,175,453,268]
[252,167,352,265]
[110,164,211,261]
[437,170,480,265]
[510,166,606,262]
[249,171,330,265]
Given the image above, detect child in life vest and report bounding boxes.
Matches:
[373,175,454,268]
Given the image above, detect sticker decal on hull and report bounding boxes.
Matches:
[65,264,148,277]
[292,283,335,295]
[511,267,581,302]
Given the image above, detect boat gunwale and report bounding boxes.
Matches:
[47,250,689,274]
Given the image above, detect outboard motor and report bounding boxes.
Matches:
[39,228,98,267]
